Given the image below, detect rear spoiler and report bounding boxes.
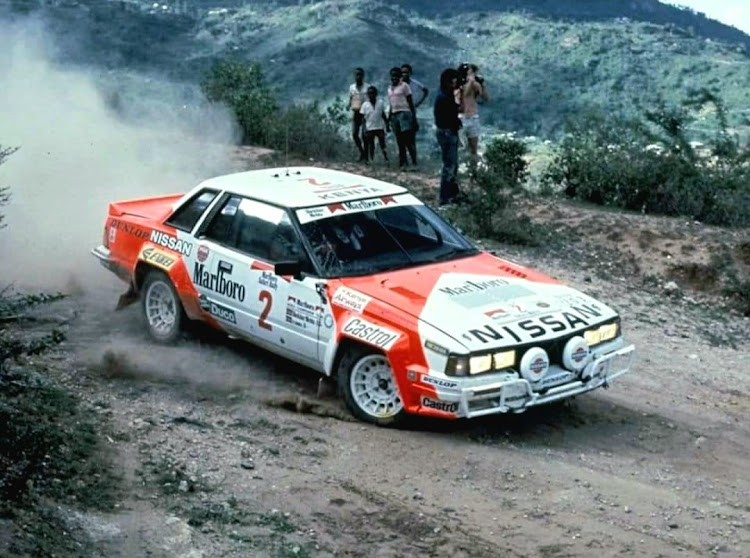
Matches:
[108,193,184,219]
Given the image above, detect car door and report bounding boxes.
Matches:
[199,195,326,369]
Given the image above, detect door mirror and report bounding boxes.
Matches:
[274,260,302,280]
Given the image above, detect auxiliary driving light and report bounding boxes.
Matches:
[519,347,549,383]
[562,336,591,372]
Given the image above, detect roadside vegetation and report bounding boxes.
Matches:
[0,145,121,556]
[542,90,749,227]
[201,60,348,160]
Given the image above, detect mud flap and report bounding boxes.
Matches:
[116,284,138,310]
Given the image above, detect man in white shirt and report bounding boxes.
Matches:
[348,67,371,162]
[360,86,390,163]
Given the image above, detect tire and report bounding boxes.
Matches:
[337,345,405,426]
[141,270,184,344]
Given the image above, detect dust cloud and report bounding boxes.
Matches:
[0,19,239,292]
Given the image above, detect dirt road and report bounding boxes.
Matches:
[44,236,748,558]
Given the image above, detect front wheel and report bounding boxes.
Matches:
[337,346,405,426]
[141,270,184,344]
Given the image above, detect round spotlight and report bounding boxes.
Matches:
[562,336,591,372]
[520,347,549,383]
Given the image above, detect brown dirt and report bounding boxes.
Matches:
[6,159,749,557]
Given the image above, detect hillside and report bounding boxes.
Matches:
[1,0,749,137]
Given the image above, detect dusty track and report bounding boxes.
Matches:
[46,230,749,557]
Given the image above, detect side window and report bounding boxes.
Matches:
[203,196,241,245]
[235,200,287,260]
[166,189,218,232]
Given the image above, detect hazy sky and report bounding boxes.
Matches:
[664,1,750,34]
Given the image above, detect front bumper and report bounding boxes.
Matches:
[419,341,635,419]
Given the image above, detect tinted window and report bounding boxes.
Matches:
[166,189,218,231]
[203,196,242,245]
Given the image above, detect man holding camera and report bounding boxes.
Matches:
[457,63,489,158]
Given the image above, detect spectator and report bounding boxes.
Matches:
[348,67,370,162]
[457,63,489,159]
[387,67,417,171]
[401,63,429,167]
[434,68,461,206]
[360,86,390,164]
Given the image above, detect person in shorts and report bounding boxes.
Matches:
[360,86,390,163]
[457,63,489,159]
[387,67,417,170]
[348,67,370,162]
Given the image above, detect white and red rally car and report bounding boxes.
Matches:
[92,167,634,425]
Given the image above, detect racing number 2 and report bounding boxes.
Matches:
[258,290,273,331]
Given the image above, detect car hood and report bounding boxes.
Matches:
[337,252,618,351]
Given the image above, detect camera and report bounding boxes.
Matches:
[457,63,482,86]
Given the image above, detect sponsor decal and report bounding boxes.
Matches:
[150,230,192,256]
[381,195,396,204]
[484,307,508,319]
[424,340,449,356]
[209,301,236,324]
[197,245,209,263]
[193,261,246,301]
[285,296,323,329]
[304,207,326,219]
[421,376,458,389]
[466,304,604,345]
[332,287,371,314]
[108,226,116,244]
[323,314,334,329]
[439,278,509,296]
[572,346,588,364]
[540,371,573,387]
[421,397,459,414]
[341,317,401,350]
[537,301,551,308]
[258,271,278,290]
[530,357,547,376]
[140,246,178,270]
[110,219,150,240]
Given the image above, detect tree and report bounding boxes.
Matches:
[200,61,277,145]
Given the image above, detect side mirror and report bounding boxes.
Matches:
[274,260,302,280]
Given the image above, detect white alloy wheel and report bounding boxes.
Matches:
[350,354,403,419]
[142,271,183,343]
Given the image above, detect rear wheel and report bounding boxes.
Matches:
[141,270,184,344]
[337,345,405,426]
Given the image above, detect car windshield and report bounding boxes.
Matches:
[296,196,478,277]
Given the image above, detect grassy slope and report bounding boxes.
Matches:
[6,0,750,138]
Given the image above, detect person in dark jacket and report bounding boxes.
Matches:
[433,68,461,205]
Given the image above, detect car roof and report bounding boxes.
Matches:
[196,167,408,209]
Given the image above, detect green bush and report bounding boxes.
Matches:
[201,60,346,160]
[542,93,749,226]
[447,137,540,245]
[201,60,277,146]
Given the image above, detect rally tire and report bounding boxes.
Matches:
[337,345,405,426]
[141,270,184,344]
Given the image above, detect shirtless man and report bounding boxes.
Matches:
[457,63,489,158]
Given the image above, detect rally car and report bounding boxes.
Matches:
[92,167,634,425]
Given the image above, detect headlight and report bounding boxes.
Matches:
[493,350,516,370]
[445,355,469,376]
[584,321,619,346]
[470,354,493,374]
[446,350,517,376]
